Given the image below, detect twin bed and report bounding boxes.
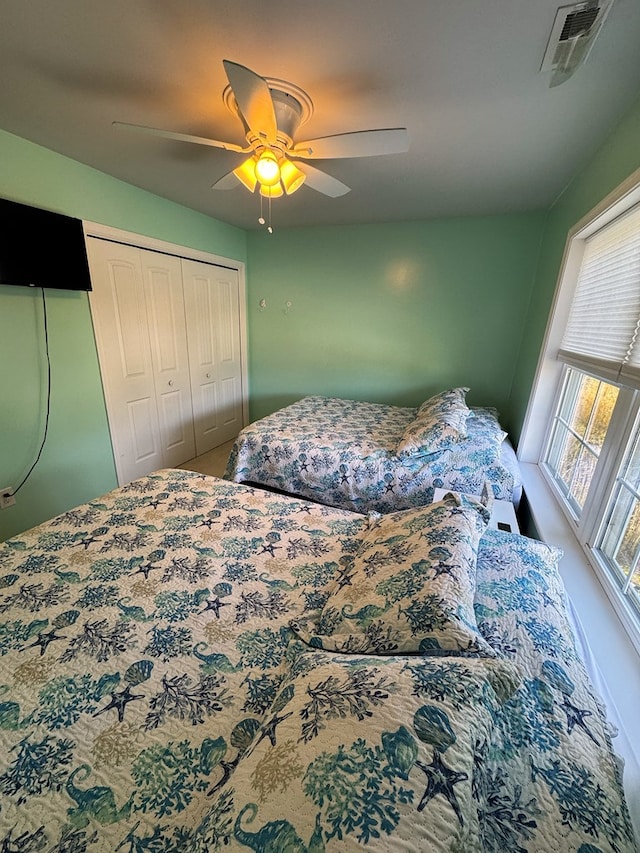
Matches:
[0,390,635,851]
[225,394,522,513]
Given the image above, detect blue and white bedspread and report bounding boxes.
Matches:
[0,470,634,852]
[224,395,522,512]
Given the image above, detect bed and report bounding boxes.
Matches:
[0,469,634,852]
[224,392,522,513]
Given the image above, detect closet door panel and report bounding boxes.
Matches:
[112,264,148,379]
[220,376,241,428]
[215,276,243,435]
[142,252,195,467]
[186,267,222,451]
[158,389,192,451]
[146,265,180,374]
[87,238,164,483]
[182,259,243,453]
[129,398,160,463]
[195,378,221,447]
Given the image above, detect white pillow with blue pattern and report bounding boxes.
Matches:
[291,493,499,657]
[395,387,471,459]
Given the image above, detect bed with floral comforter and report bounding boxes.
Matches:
[224,395,521,513]
[0,469,634,852]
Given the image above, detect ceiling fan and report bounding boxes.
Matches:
[114,60,409,215]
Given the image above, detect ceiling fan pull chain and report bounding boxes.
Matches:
[258,192,265,226]
[268,193,273,234]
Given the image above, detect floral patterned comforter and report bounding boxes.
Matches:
[0,470,634,852]
[224,396,522,513]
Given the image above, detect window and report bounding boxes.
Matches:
[542,366,640,623]
[544,369,618,517]
[528,182,640,643]
[596,409,640,618]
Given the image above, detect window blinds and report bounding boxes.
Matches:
[559,202,640,387]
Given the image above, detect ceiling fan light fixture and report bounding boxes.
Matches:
[280,159,306,195]
[259,181,284,198]
[254,150,281,186]
[233,156,258,192]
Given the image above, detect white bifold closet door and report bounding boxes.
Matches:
[182,258,243,452]
[87,238,242,485]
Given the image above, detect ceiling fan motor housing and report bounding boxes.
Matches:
[223,76,313,155]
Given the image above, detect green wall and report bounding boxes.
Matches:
[0,130,247,541]
[246,214,546,426]
[510,93,640,439]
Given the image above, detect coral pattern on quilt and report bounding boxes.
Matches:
[224,396,520,512]
[0,470,634,852]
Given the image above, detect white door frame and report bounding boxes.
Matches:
[83,220,249,460]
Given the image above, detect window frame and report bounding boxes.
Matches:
[539,364,640,650]
[520,166,640,654]
[540,367,625,521]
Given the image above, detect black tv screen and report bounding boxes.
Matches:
[0,197,92,291]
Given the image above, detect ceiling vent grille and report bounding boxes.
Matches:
[559,7,600,39]
[540,1,614,86]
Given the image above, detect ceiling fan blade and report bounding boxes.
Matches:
[211,171,241,190]
[297,163,350,197]
[223,60,277,145]
[113,121,248,153]
[293,128,409,159]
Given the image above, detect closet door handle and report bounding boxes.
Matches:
[206,372,211,378]
[168,380,174,387]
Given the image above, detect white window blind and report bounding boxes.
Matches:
[559,202,640,387]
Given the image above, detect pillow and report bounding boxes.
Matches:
[396,387,471,458]
[290,493,498,657]
[466,406,508,460]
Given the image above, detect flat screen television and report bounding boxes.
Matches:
[0,196,92,291]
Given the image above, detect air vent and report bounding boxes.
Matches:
[540,1,614,86]
[559,7,600,40]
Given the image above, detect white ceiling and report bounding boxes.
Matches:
[1,0,639,231]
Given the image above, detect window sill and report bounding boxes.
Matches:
[519,462,640,833]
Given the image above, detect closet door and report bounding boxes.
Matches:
[182,259,243,453]
[87,238,195,484]
[143,251,196,468]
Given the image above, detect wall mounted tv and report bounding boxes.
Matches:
[0,197,92,291]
